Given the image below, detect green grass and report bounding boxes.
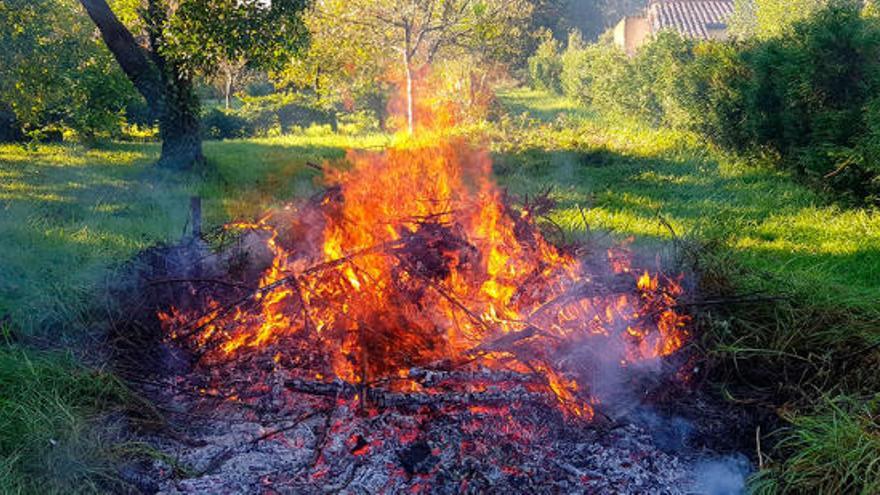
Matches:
[2,89,878,493]
[0,343,132,494]
[494,88,880,312]
[751,396,880,495]
[494,88,880,494]
[0,131,388,337]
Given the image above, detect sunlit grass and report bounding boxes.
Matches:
[495,87,880,495]
[0,131,387,337]
[494,88,880,312]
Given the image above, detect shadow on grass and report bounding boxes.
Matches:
[492,145,880,310]
[0,137,370,335]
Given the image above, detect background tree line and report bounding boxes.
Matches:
[0,0,647,168]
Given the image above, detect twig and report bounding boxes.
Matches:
[756,426,764,470]
[249,409,327,446]
[169,238,406,342]
[393,254,492,333]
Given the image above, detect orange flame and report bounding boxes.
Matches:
[159,137,689,418]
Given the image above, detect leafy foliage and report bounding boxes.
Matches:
[554,3,880,203]
[527,31,564,93]
[0,0,140,140]
[160,0,310,76]
[731,0,828,38]
[287,0,535,131]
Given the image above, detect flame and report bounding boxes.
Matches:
[159,136,689,419]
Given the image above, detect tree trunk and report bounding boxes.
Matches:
[403,52,414,134]
[79,0,203,170]
[223,66,234,110]
[402,26,415,135]
[79,0,164,115]
[157,71,204,170]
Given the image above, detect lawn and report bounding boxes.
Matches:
[494,88,880,313]
[0,132,389,338]
[1,90,878,492]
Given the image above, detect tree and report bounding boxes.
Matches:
[77,0,308,169]
[730,0,837,38]
[0,0,140,141]
[214,58,250,109]
[307,0,533,134]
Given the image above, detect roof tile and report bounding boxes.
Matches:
[648,0,734,39]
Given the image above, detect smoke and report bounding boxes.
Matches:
[692,455,751,495]
[627,408,750,494]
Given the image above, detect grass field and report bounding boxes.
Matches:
[0,132,388,338]
[495,89,880,311]
[1,90,878,492]
[493,89,880,493]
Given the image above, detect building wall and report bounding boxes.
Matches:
[613,16,652,56]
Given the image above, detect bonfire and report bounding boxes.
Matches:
[133,133,705,493]
[158,137,688,419]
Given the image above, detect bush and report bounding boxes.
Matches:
[556,3,880,202]
[528,32,563,93]
[201,108,253,140]
[560,31,633,114]
[744,4,880,200]
[674,41,752,147]
[238,93,338,136]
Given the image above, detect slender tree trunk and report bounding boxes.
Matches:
[402,25,415,135]
[403,50,414,134]
[224,70,233,110]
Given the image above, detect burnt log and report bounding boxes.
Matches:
[284,378,548,408]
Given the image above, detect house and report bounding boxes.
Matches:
[613,0,735,55]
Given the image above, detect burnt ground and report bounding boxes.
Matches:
[108,237,755,495]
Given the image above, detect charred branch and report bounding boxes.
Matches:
[284,378,548,408]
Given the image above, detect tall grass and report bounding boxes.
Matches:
[751,396,880,495]
[0,344,132,493]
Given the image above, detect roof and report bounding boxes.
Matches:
[647,0,734,39]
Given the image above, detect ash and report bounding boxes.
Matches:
[129,366,721,495]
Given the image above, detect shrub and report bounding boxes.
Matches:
[674,41,752,147]
[560,31,633,114]
[624,32,690,125]
[743,4,880,199]
[238,93,338,136]
[201,108,252,140]
[527,31,563,93]
[559,3,880,202]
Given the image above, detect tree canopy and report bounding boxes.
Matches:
[297,0,534,132]
[77,0,309,168]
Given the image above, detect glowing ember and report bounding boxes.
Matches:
[159,138,689,419]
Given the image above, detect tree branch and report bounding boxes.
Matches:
[78,0,164,115]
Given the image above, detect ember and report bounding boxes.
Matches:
[158,137,690,422]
